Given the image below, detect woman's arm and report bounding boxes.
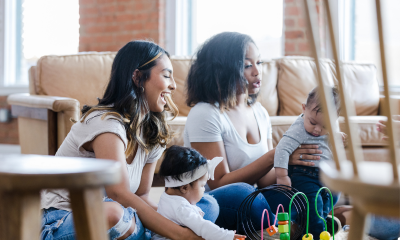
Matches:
[135,162,158,211]
[93,133,202,240]
[192,140,322,190]
[191,141,275,190]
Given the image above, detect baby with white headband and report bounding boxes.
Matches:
[152,145,246,240]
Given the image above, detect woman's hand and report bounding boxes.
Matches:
[376,115,400,140]
[288,144,321,167]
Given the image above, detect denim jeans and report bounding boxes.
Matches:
[40,194,219,240]
[368,215,400,240]
[208,182,284,233]
[288,166,339,239]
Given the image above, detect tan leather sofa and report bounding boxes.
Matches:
[7,54,395,173]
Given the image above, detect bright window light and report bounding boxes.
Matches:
[14,0,79,84]
[196,0,283,59]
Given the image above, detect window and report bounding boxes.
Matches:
[340,0,400,86]
[1,0,79,94]
[166,0,283,59]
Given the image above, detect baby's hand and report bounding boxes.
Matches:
[233,230,246,240]
[277,176,292,188]
[339,132,348,147]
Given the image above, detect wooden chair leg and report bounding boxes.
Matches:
[0,191,41,240]
[348,206,366,240]
[69,187,108,240]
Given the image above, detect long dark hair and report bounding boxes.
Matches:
[79,40,178,156]
[186,32,256,110]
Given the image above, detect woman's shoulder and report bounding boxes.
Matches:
[253,102,270,119]
[73,110,128,143]
[187,102,221,120]
[189,102,220,113]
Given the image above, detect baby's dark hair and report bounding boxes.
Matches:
[306,86,341,115]
[159,145,208,189]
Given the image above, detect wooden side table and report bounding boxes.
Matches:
[0,154,121,240]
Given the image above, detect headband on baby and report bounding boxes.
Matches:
[164,157,224,188]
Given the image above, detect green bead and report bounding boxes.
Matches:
[280,233,290,240]
[277,212,289,221]
[278,224,289,233]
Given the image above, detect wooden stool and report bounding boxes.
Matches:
[0,154,121,240]
[302,0,400,239]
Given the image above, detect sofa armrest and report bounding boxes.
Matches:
[7,93,79,114]
[378,95,400,115]
[7,93,80,155]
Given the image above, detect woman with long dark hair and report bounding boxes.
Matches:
[40,41,217,240]
[184,32,322,232]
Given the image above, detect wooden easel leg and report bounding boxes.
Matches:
[69,188,108,240]
[0,191,41,240]
[348,206,366,240]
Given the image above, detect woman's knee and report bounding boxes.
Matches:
[104,202,124,228]
[202,194,219,210]
[104,202,136,239]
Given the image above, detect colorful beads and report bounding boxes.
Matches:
[278,212,289,221]
[320,231,331,240]
[278,212,290,240]
[278,224,289,233]
[280,232,290,240]
[302,233,313,240]
[266,225,278,236]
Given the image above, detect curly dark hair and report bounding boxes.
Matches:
[186,32,257,110]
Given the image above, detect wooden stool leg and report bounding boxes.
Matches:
[348,206,366,240]
[0,191,41,240]
[69,187,108,240]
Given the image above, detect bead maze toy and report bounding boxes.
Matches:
[237,184,308,240]
[237,185,336,240]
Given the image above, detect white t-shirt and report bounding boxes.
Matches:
[184,102,272,190]
[41,110,165,211]
[152,192,234,240]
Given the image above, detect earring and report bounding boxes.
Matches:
[141,86,144,92]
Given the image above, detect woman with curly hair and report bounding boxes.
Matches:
[184,32,322,232]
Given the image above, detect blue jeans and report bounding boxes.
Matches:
[208,182,284,233]
[288,166,339,239]
[40,194,219,240]
[368,215,400,240]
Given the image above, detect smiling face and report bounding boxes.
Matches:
[244,42,263,95]
[142,54,176,112]
[302,103,328,137]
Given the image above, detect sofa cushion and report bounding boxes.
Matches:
[35,53,116,107]
[270,116,386,148]
[276,57,380,116]
[258,61,279,116]
[170,57,192,116]
[277,57,336,116]
[342,62,380,115]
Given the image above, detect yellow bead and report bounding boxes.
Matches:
[320,231,331,240]
[302,233,313,240]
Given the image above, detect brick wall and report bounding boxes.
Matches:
[79,0,166,52]
[284,0,326,57]
[0,97,18,144]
